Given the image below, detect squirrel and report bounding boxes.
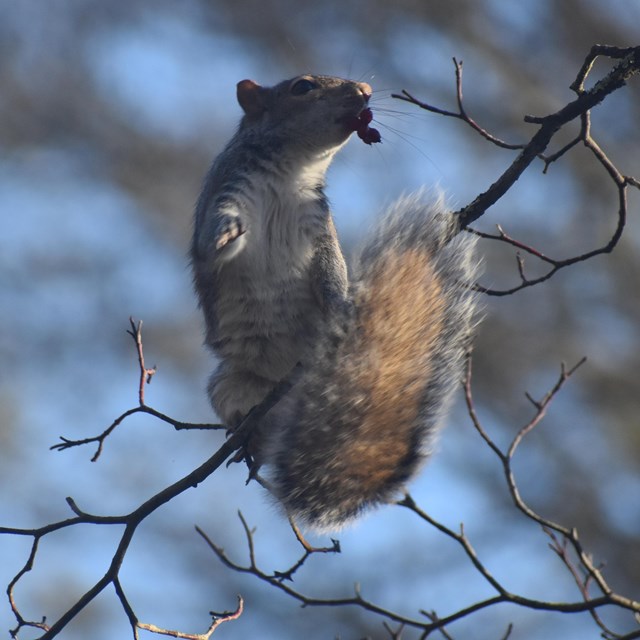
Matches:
[191,74,479,532]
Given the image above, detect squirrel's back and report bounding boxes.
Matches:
[265,193,479,531]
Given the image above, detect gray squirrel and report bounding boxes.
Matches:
[191,74,479,532]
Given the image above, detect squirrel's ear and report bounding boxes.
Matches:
[237,79,266,118]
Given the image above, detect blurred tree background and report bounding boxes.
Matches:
[0,1,638,638]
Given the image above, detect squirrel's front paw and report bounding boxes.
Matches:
[215,215,246,251]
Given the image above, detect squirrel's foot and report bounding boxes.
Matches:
[215,215,246,251]
[246,456,263,484]
[227,445,248,466]
[226,445,263,486]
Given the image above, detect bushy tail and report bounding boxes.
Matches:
[265,193,479,532]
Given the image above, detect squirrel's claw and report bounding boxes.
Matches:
[215,216,246,251]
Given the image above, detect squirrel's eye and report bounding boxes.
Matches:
[290,78,318,96]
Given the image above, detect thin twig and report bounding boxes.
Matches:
[127,317,157,405]
[462,356,640,625]
[3,323,300,639]
[395,46,640,296]
[392,58,525,150]
[135,596,243,640]
[196,515,430,631]
[50,320,225,461]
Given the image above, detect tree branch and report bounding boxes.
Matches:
[458,45,639,227]
[196,355,639,638]
[394,46,640,295]
[50,318,225,461]
[3,320,300,639]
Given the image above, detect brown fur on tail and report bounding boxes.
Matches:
[265,194,479,531]
[339,249,446,486]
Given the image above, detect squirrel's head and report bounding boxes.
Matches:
[236,75,376,156]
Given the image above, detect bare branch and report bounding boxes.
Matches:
[392,58,525,150]
[135,596,243,640]
[395,46,640,295]
[50,404,225,462]
[2,319,302,638]
[127,317,157,405]
[469,107,635,296]
[50,320,225,461]
[270,517,341,582]
[543,528,615,637]
[461,356,640,628]
[196,514,430,632]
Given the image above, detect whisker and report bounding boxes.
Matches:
[373,120,437,165]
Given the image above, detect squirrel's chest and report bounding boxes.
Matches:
[208,181,332,378]
[214,238,321,377]
[215,200,323,343]
[218,228,317,319]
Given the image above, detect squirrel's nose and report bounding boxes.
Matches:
[357,82,372,101]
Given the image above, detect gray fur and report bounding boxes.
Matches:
[191,75,365,426]
[192,75,479,531]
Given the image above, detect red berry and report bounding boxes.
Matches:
[364,126,381,144]
[347,108,381,144]
[359,108,373,125]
